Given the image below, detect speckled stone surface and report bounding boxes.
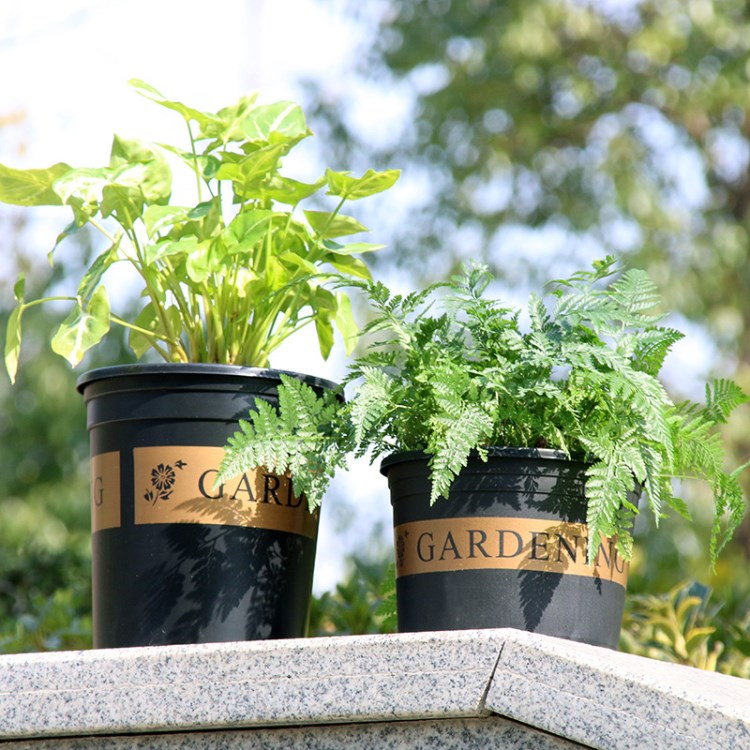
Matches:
[488,630,750,750]
[1,628,748,749]
[0,717,580,750]
[0,630,504,740]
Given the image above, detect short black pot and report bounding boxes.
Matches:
[381,448,635,649]
[77,364,334,649]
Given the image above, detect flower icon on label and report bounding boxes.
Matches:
[152,463,175,491]
[144,460,186,504]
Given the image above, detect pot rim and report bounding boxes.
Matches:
[379,447,586,475]
[76,363,339,394]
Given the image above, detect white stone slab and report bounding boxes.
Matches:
[1,628,749,749]
[0,717,582,750]
[487,630,750,750]
[0,630,505,740]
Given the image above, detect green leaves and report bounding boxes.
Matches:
[217,374,351,510]
[77,244,119,300]
[705,379,749,424]
[4,277,26,384]
[109,136,171,205]
[216,144,289,194]
[333,292,359,355]
[0,81,399,378]
[129,304,181,359]
[221,258,749,564]
[223,209,273,252]
[52,167,111,223]
[50,287,111,367]
[241,101,310,145]
[325,168,401,200]
[304,210,368,239]
[621,581,734,673]
[0,163,71,206]
[128,78,216,128]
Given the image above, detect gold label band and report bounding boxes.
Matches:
[91,451,122,532]
[394,517,628,588]
[133,446,319,539]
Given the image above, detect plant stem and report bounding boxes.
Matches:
[316,196,347,242]
[126,221,183,358]
[109,314,177,361]
[20,296,77,310]
[88,218,120,247]
[187,120,203,203]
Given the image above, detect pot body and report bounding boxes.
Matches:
[78,364,333,649]
[381,449,633,649]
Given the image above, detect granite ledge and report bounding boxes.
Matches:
[0,630,504,739]
[0,628,748,750]
[0,717,582,750]
[489,630,750,750]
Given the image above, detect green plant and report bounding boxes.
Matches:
[2,80,399,381]
[620,581,721,671]
[620,580,750,678]
[309,555,396,637]
[218,257,749,563]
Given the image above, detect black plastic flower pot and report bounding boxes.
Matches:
[77,363,334,649]
[381,448,636,649]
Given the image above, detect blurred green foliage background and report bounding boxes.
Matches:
[2,0,750,674]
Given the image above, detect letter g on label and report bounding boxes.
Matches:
[94,476,104,507]
[417,532,435,563]
[198,468,223,499]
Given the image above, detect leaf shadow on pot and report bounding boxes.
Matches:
[424,456,589,632]
[515,461,590,632]
[134,498,316,645]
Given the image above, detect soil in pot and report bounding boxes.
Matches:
[78,364,332,649]
[381,448,636,649]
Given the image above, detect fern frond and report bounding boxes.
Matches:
[709,470,747,567]
[428,401,495,504]
[705,379,749,424]
[669,407,725,480]
[218,377,351,510]
[610,268,664,325]
[426,362,471,407]
[627,327,684,376]
[565,341,629,373]
[528,292,551,332]
[585,457,635,563]
[219,399,295,482]
[548,255,618,289]
[350,366,394,449]
[276,374,328,435]
[554,288,615,330]
[614,503,636,560]
[638,441,666,521]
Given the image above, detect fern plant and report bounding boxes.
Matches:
[219,257,749,564]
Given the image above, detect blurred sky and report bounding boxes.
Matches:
[0,0,392,591]
[0,0,355,147]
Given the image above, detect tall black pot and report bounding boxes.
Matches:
[77,364,333,649]
[381,448,636,649]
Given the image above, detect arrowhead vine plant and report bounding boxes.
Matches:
[218,257,750,565]
[2,79,399,381]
